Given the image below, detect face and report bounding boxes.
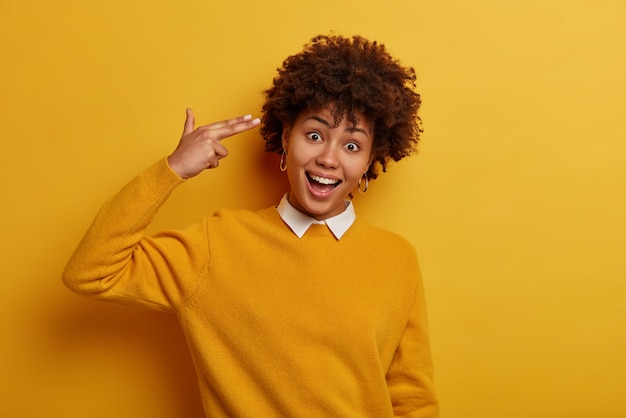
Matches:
[282,107,373,220]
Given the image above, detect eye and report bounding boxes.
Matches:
[345,142,360,152]
[306,132,322,142]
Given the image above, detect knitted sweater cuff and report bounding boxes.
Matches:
[143,157,186,198]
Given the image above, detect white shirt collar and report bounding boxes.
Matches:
[276,194,356,240]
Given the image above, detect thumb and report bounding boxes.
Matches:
[182,108,195,135]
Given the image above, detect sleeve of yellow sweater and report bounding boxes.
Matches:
[387,275,439,417]
[62,158,208,311]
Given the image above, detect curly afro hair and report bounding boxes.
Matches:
[260,34,422,180]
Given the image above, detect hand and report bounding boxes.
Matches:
[167,108,261,179]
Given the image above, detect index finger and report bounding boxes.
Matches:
[206,114,261,141]
[207,114,254,129]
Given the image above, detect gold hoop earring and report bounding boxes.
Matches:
[279,150,287,172]
[358,173,369,194]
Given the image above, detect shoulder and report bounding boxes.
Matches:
[349,219,419,261]
[354,219,415,247]
[345,220,422,290]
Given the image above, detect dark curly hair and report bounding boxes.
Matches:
[260,34,422,180]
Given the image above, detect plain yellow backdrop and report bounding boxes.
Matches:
[1,0,625,417]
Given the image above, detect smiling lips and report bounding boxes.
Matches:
[306,172,340,196]
[308,173,339,186]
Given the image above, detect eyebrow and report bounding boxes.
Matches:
[304,115,370,137]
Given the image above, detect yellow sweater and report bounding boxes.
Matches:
[63,158,438,417]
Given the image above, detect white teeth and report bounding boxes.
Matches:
[309,174,339,185]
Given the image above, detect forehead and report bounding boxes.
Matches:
[297,107,373,132]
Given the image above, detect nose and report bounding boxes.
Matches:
[316,144,339,168]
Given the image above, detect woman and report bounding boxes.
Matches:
[63,34,438,417]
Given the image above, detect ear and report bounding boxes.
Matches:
[366,153,374,171]
[281,124,291,152]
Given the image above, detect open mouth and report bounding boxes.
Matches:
[306,172,341,193]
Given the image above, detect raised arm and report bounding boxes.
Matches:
[62,109,260,310]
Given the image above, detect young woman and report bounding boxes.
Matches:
[63,34,438,417]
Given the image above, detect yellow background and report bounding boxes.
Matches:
[1,0,625,417]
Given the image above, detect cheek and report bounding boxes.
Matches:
[349,157,372,177]
[287,143,312,167]
[286,149,301,170]
[285,151,305,184]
